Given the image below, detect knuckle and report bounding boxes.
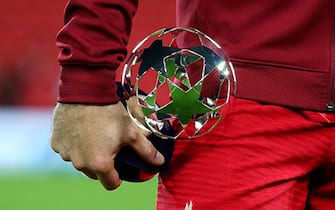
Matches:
[142,141,152,152]
[50,139,59,153]
[134,140,154,161]
[127,135,138,145]
[124,133,140,147]
[142,144,155,160]
[72,159,85,171]
[50,141,71,161]
[60,154,71,161]
[88,156,110,174]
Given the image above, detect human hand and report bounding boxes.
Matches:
[126,96,146,125]
[50,102,165,190]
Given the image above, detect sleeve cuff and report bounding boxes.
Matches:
[57,65,120,105]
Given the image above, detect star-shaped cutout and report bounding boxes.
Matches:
[157,82,213,125]
[138,40,178,77]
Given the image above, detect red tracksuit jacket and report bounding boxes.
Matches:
[56,0,335,112]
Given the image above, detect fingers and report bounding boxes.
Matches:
[50,139,71,161]
[96,163,122,190]
[130,133,165,166]
[55,147,122,190]
[71,152,122,190]
[81,169,98,180]
[50,102,162,191]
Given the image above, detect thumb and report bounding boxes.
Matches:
[131,133,165,166]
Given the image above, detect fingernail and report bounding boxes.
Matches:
[155,151,165,165]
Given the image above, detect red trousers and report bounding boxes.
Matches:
[156,99,335,210]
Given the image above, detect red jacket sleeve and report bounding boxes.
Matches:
[56,0,138,104]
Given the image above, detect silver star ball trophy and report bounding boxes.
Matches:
[115,27,236,182]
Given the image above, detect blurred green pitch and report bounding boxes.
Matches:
[0,173,157,210]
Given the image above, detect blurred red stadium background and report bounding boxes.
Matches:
[0,0,176,106]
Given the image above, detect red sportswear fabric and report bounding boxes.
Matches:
[56,0,335,111]
[56,0,138,104]
[156,99,335,209]
[176,0,335,111]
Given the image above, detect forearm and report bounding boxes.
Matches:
[56,0,138,104]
